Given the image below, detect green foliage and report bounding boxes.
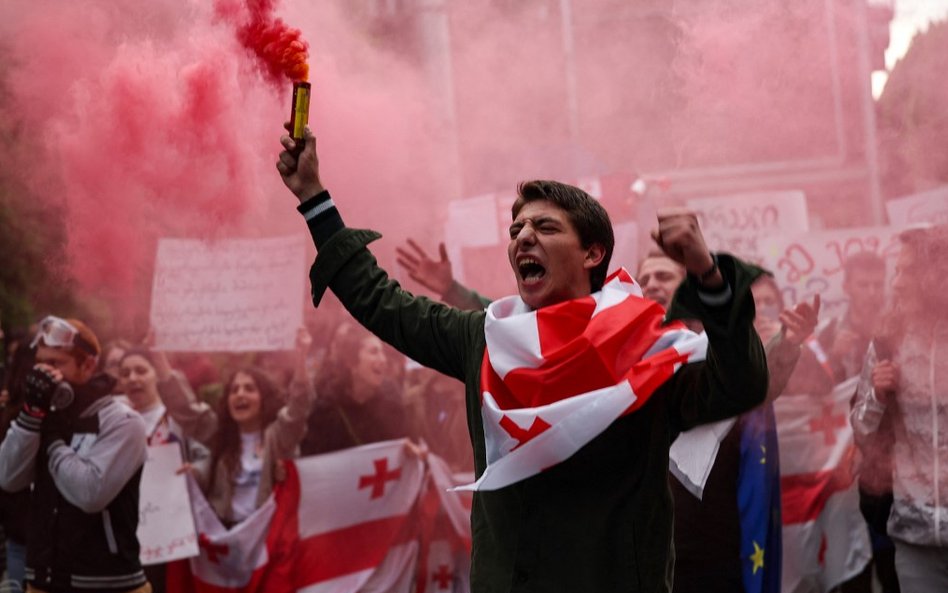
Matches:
[0,49,82,334]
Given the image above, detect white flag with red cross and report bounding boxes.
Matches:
[294,440,426,593]
[173,467,297,593]
[415,455,473,593]
[174,440,426,593]
[461,268,707,491]
[775,377,872,593]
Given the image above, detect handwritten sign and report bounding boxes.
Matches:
[138,443,199,565]
[150,236,306,352]
[687,191,809,263]
[886,185,948,226]
[758,226,902,321]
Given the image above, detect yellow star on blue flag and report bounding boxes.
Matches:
[750,540,765,575]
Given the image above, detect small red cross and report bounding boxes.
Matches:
[432,564,453,589]
[818,533,828,566]
[499,415,551,450]
[359,458,402,499]
[808,404,847,445]
[198,533,229,564]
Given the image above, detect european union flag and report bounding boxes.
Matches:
[737,403,782,593]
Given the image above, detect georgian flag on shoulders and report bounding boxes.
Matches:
[460,269,708,491]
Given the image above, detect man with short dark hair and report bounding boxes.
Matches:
[637,250,686,310]
[0,316,149,593]
[277,126,769,592]
[819,251,887,382]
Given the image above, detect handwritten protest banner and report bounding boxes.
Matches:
[687,191,810,264]
[151,236,306,352]
[758,226,902,320]
[138,443,199,565]
[886,185,948,226]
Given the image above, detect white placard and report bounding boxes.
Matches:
[150,236,306,352]
[758,226,902,321]
[138,443,199,565]
[446,194,501,248]
[688,190,810,263]
[886,185,948,226]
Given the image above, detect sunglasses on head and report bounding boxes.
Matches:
[30,316,98,356]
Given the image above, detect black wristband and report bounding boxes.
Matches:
[297,190,344,249]
[698,253,719,284]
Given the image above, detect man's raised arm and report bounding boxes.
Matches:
[652,208,770,431]
[275,125,482,382]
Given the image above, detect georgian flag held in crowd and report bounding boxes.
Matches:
[776,377,872,593]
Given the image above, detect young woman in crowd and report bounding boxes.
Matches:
[159,329,315,526]
[301,320,407,456]
[115,347,211,593]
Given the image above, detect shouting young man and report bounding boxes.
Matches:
[277,127,768,592]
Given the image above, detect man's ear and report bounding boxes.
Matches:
[79,355,98,380]
[584,244,606,269]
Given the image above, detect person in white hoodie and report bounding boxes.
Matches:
[852,226,948,592]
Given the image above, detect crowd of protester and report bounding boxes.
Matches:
[0,219,945,592]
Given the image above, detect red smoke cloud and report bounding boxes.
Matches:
[216,0,310,84]
[0,0,435,334]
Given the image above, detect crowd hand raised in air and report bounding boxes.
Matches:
[781,294,821,347]
[651,208,722,288]
[395,240,454,296]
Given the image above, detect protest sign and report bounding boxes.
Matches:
[687,190,810,264]
[886,185,948,226]
[138,443,199,565]
[151,236,306,352]
[758,226,902,320]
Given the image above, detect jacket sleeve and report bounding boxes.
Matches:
[157,371,219,445]
[442,280,493,311]
[663,254,770,434]
[265,376,316,460]
[46,404,148,513]
[0,423,39,492]
[307,226,484,382]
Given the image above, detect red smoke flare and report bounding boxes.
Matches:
[217,0,309,84]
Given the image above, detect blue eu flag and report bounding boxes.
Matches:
[737,403,782,593]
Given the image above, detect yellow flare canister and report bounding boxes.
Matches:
[290,81,311,145]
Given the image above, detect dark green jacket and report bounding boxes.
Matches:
[306,222,767,592]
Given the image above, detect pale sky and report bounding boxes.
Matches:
[872,0,948,97]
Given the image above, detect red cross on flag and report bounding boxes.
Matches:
[775,376,872,593]
[462,268,707,491]
[170,466,298,593]
[168,440,427,593]
[293,440,425,592]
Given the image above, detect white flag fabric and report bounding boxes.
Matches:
[775,377,872,593]
[172,441,471,593]
[466,268,707,491]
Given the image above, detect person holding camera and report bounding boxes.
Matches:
[0,316,149,593]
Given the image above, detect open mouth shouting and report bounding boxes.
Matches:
[517,256,547,286]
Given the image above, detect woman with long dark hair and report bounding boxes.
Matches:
[300,321,407,456]
[159,329,315,525]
